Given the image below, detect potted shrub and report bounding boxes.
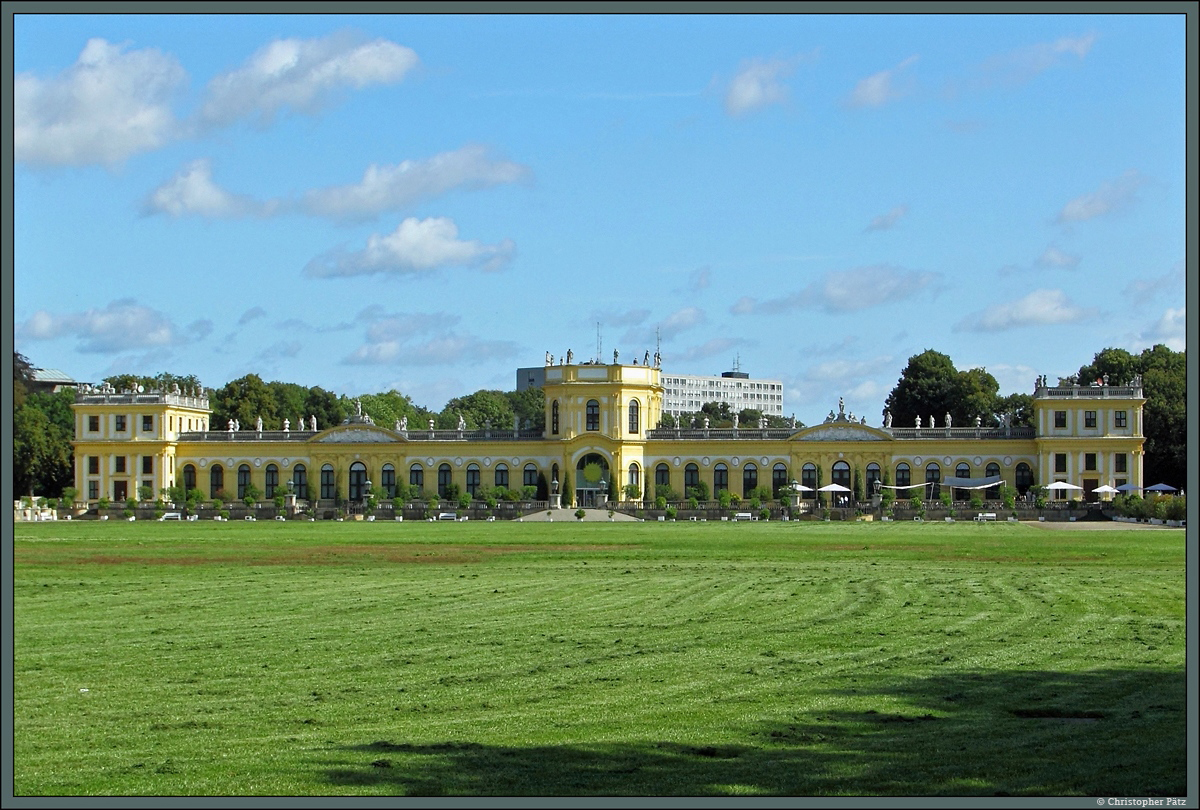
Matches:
[575,508,587,521]
[665,506,678,521]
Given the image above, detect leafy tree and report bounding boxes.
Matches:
[355,389,430,430]
[699,401,734,427]
[994,392,1034,428]
[26,388,75,436]
[13,405,72,497]
[658,412,677,429]
[883,349,1000,428]
[103,372,202,394]
[1073,344,1185,488]
[303,386,346,430]
[1136,345,1186,488]
[439,389,514,430]
[13,351,34,408]
[505,387,545,431]
[211,374,278,430]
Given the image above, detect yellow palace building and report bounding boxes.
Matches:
[70,361,1146,512]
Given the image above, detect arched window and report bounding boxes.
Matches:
[684,463,700,492]
[772,463,788,497]
[523,464,538,488]
[437,464,452,497]
[551,400,559,434]
[743,463,758,497]
[409,464,423,494]
[628,400,640,434]
[321,464,335,500]
[955,462,971,500]
[348,462,367,502]
[895,462,911,490]
[183,464,196,494]
[714,463,729,493]
[265,464,278,498]
[926,462,941,500]
[655,463,670,491]
[586,400,600,431]
[1015,462,1033,496]
[293,464,307,500]
[801,462,817,494]
[494,463,509,490]
[237,464,251,499]
[831,461,851,490]
[209,464,223,499]
[381,464,396,498]
[466,463,481,496]
[866,463,882,494]
[627,463,640,492]
[985,462,1001,499]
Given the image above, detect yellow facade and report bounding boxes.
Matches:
[70,364,1146,508]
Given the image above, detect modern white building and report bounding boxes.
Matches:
[659,369,785,420]
[519,364,785,422]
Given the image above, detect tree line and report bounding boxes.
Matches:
[11,345,1186,498]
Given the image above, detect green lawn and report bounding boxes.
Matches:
[12,520,1187,797]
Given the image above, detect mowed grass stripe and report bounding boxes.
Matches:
[13,520,1185,796]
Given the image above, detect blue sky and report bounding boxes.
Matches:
[12,11,1188,422]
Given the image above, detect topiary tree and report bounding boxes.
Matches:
[880,471,894,508]
[243,482,261,509]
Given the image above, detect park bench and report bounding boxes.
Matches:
[974,512,997,522]
[438,512,457,521]
[159,512,181,521]
[733,512,754,521]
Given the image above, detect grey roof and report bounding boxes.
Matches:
[31,368,77,384]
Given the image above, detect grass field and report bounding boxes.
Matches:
[11,519,1187,797]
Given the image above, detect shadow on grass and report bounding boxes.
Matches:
[318,668,1186,797]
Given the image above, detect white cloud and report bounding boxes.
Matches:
[981,33,1097,87]
[199,32,418,127]
[144,159,276,218]
[620,306,706,345]
[689,267,711,291]
[724,57,794,116]
[15,299,208,353]
[302,145,531,221]
[15,38,185,167]
[738,265,940,315]
[238,306,268,325]
[675,338,745,364]
[847,55,918,108]
[953,289,1096,332]
[865,204,909,232]
[1121,261,1185,306]
[1035,245,1080,270]
[1140,307,1186,351]
[342,308,517,367]
[304,217,516,278]
[1055,170,1146,223]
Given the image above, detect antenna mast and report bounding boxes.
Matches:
[596,322,602,363]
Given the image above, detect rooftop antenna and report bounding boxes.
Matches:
[655,327,661,359]
[596,322,602,363]
[733,353,741,374]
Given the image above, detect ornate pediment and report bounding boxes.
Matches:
[314,428,399,443]
[797,425,888,442]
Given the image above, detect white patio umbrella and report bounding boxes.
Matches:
[1092,484,1120,501]
[818,482,852,506]
[1044,481,1083,491]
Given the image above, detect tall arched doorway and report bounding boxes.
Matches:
[575,453,611,507]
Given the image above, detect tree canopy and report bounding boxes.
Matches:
[1073,344,1186,488]
[882,350,1002,428]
